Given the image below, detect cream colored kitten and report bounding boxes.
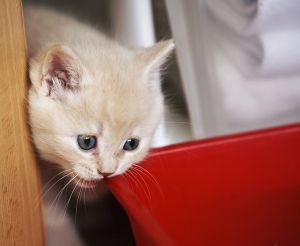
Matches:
[25,5,174,245]
[26,6,173,183]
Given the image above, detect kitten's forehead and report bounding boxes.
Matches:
[60,46,162,135]
[81,53,153,121]
[87,80,151,127]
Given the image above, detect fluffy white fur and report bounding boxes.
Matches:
[25,6,174,186]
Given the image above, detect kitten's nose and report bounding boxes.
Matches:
[98,171,113,178]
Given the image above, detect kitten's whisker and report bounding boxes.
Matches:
[40,168,73,194]
[128,168,152,205]
[63,177,80,220]
[125,171,141,192]
[50,190,64,216]
[91,187,98,200]
[40,169,71,193]
[49,174,78,214]
[132,164,165,200]
[133,164,160,187]
[124,171,153,206]
[75,185,83,225]
[123,172,135,191]
[131,167,151,195]
[34,169,73,210]
[83,188,88,216]
[122,172,137,189]
[134,169,153,209]
[126,171,150,202]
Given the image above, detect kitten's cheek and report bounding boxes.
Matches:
[108,167,122,177]
[112,164,131,177]
[73,164,102,182]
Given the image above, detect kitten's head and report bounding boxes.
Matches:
[29,40,174,188]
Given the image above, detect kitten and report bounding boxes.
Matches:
[25,5,174,245]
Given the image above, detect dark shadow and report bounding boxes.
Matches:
[68,191,135,246]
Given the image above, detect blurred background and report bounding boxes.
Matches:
[168,0,300,139]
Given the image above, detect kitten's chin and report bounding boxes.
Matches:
[74,176,103,189]
[75,177,109,203]
[73,176,107,203]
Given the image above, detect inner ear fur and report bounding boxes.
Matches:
[30,44,83,97]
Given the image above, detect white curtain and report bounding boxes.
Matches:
[166,0,300,138]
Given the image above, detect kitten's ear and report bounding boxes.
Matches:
[140,39,175,76]
[30,44,84,98]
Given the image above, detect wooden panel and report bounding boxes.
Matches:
[0,0,45,245]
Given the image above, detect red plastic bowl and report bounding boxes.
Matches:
[107,124,300,246]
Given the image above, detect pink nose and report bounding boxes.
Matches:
[98,171,113,178]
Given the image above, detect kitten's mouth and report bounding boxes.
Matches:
[75,177,102,189]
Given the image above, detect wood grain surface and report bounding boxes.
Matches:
[0,0,45,245]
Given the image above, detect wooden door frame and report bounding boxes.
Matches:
[0,0,45,245]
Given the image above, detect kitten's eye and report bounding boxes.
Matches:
[123,138,139,151]
[77,135,97,150]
